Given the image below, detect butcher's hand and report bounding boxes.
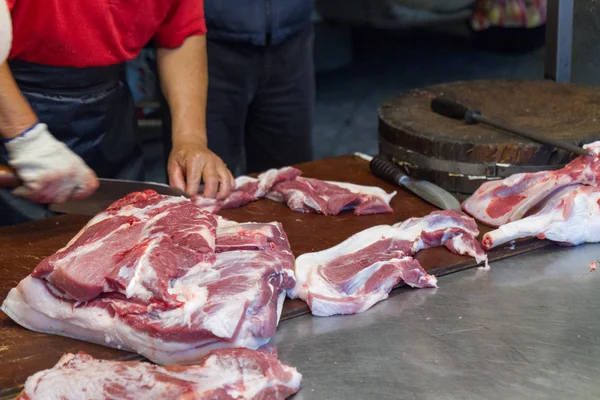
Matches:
[4,123,99,203]
[168,138,235,199]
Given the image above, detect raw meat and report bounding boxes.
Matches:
[267,177,396,215]
[1,191,295,365]
[482,185,600,249]
[289,210,488,316]
[17,346,301,400]
[193,166,396,216]
[463,141,600,227]
[194,168,302,213]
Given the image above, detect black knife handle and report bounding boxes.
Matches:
[370,155,406,185]
[431,97,480,125]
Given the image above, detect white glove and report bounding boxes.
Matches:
[4,123,99,204]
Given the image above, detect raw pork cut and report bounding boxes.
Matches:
[1,190,295,365]
[289,210,487,316]
[17,346,301,400]
[267,177,396,215]
[194,167,302,213]
[463,141,600,227]
[193,166,396,216]
[482,185,600,249]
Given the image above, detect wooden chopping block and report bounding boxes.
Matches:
[378,80,600,194]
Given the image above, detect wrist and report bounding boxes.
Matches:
[171,129,208,147]
[3,122,45,144]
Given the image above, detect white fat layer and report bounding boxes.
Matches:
[124,238,161,302]
[484,186,600,248]
[323,180,396,203]
[21,347,301,400]
[2,216,295,366]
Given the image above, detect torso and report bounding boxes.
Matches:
[7,0,205,67]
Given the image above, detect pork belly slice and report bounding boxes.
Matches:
[17,347,301,400]
[290,210,487,317]
[463,141,600,227]
[193,166,396,216]
[30,190,217,304]
[482,185,600,250]
[1,192,296,365]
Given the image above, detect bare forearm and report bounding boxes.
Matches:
[0,62,38,140]
[157,35,208,146]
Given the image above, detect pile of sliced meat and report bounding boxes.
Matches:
[2,190,295,365]
[289,210,488,316]
[463,141,600,249]
[193,166,397,216]
[17,346,301,400]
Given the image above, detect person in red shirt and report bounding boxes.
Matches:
[0,0,234,226]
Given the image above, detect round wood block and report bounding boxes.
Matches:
[378,80,600,193]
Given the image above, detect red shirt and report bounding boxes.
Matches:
[7,0,206,67]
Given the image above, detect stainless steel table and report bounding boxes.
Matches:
[273,244,600,400]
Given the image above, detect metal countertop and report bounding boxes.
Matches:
[272,244,600,400]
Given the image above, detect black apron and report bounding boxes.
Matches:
[0,60,144,226]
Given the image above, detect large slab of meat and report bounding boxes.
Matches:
[482,185,600,249]
[194,166,396,216]
[463,142,600,227]
[289,210,488,316]
[17,346,301,400]
[1,190,295,365]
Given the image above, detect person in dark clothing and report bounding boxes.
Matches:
[204,0,315,174]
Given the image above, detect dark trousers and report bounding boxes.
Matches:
[163,25,315,176]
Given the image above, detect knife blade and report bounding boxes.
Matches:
[49,178,190,216]
[0,166,189,216]
[354,152,462,211]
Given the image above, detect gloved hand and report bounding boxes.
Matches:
[4,123,99,203]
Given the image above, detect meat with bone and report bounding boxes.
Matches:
[17,346,301,400]
[482,185,600,249]
[289,210,487,316]
[193,166,396,216]
[463,141,600,227]
[1,191,295,365]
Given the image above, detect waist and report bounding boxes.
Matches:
[8,60,124,93]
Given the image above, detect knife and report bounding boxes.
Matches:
[431,97,594,157]
[0,165,188,216]
[353,152,462,211]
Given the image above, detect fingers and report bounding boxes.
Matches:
[229,170,236,190]
[216,165,234,200]
[185,156,205,197]
[202,162,219,199]
[71,167,99,200]
[168,155,187,193]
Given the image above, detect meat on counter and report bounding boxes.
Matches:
[2,190,295,365]
[289,210,488,317]
[17,346,301,400]
[463,141,600,227]
[194,166,396,216]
